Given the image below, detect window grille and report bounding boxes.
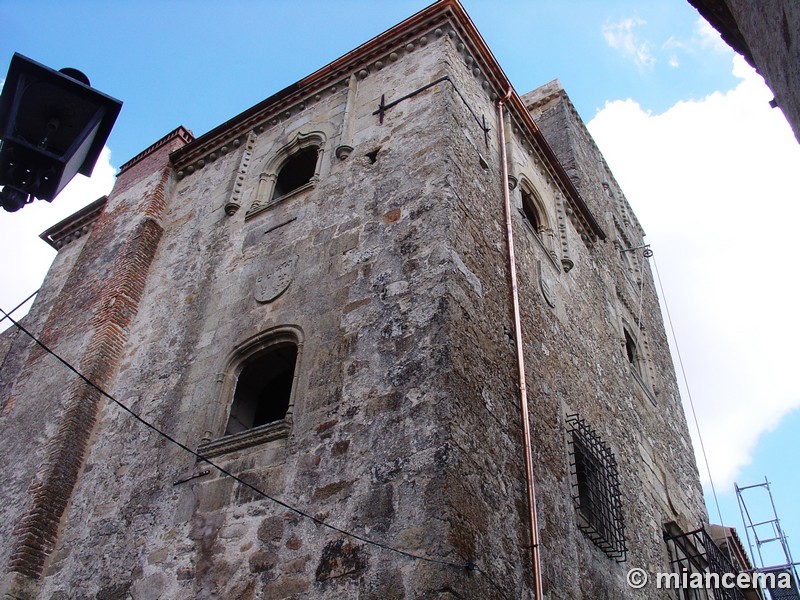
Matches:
[664,526,747,600]
[566,413,627,561]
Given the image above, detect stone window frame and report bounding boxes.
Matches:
[197,325,303,458]
[622,321,656,405]
[246,131,327,220]
[566,413,627,562]
[516,176,560,271]
[613,227,646,303]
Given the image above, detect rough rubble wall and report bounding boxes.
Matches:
[521,87,708,598]
[0,236,91,574]
[0,15,710,600]
[0,135,187,598]
[32,31,506,600]
[434,42,535,597]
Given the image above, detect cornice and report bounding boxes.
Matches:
[168,0,605,241]
[169,2,459,175]
[120,126,194,174]
[39,196,107,251]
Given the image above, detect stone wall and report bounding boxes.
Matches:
[29,25,498,600]
[522,82,708,598]
[0,5,708,599]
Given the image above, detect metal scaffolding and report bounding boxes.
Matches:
[736,478,800,600]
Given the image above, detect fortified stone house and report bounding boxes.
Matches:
[1,1,714,598]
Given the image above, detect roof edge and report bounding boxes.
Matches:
[167,0,605,241]
[39,196,108,251]
[170,1,458,168]
[445,6,606,240]
[120,126,194,174]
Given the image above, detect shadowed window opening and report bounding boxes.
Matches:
[664,525,749,600]
[225,343,297,434]
[521,189,541,234]
[624,330,636,364]
[272,148,317,200]
[624,329,638,370]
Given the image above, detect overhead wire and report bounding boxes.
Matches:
[0,288,39,326]
[650,255,725,529]
[0,301,511,599]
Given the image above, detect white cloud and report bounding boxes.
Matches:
[695,17,731,53]
[662,35,689,53]
[603,17,656,70]
[0,147,116,329]
[588,56,800,491]
[660,18,732,66]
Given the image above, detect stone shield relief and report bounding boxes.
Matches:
[255,254,298,303]
[538,260,557,308]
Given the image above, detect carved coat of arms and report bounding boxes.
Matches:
[255,255,298,303]
[538,261,557,309]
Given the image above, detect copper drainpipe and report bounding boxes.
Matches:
[497,88,544,600]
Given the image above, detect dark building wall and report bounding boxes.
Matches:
[689,0,800,142]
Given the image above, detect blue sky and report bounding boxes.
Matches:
[1,0,738,161]
[2,0,798,575]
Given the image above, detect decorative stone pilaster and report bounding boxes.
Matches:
[555,192,574,272]
[335,76,357,160]
[225,132,258,216]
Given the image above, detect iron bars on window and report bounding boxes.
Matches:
[566,413,627,562]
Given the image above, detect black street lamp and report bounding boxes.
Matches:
[0,53,122,212]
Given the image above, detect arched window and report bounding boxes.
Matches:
[272,147,318,201]
[624,329,638,370]
[518,179,559,266]
[198,327,302,457]
[225,342,297,435]
[622,326,655,404]
[521,188,542,236]
[246,131,326,220]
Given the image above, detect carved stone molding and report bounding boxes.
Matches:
[337,76,359,160]
[335,145,354,160]
[39,196,107,250]
[246,130,327,220]
[554,192,574,272]
[196,420,290,459]
[225,132,257,216]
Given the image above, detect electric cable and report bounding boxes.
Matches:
[651,255,725,528]
[0,303,511,599]
[0,288,39,325]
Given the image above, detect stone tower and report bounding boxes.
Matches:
[0,2,708,598]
